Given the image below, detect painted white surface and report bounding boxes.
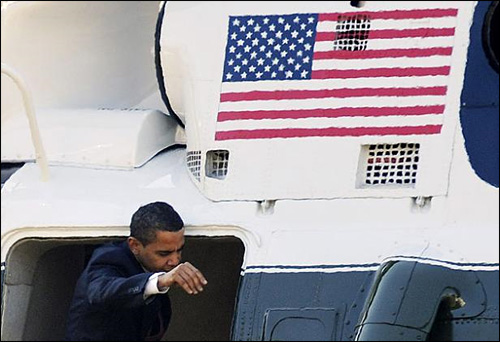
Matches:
[160,1,476,201]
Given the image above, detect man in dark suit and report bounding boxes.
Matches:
[65,201,207,341]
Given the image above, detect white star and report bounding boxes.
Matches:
[255,72,263,79]
[297,51,303,57]
[250,51,258,59]
[232,18,240,26]
[263,18,270,24]
[231,32,237,40]
[279,64,285,71]
[295,63,301,70]
[285,70,294,78]
[272,58,279,65]
[291,30,299,38]
[303,56,310,63]
[287,57,295,64]
[293,16,300,23]
[241,72,247,79]
[257,58,265,66]
[261,31,268,39]
[237,39,244,46]
[304,43,312,51]
[242,59,249,65]
[306,30,314,37]
[284,23,291,31]
[254,24,261,32]
[281,50,288,57]
[225,73,233,80]
[282,38,289,45]
[246,32,253,39]
[249,65,256,72]
[244,45,251,53]
[236,53,242,59]
[301,70,309,78]
[300,23,307,30]
[274,44,281,51]
[289,43,296,51]
[298,37,304,44]
[271,71,277,78]
[267,38,275,45]
[240,25,246,32]
[234,65,241,72]
[229,46,236,53]
[247,18,254,26]
[308,17,315,24]
[264,65,271,72]
[269,24,276,32]
[278,17,285,24]
[252,38,259,46]
[228,59,235,66]
[276,31,283,39]
[259,45,266,52]
[265,51,272,58]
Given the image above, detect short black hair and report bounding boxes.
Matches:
[130,202,184,245]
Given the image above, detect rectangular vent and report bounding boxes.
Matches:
[333,14,371,51]
[187,151,202,182]
[206,150,229,180]
[358,143,420,188]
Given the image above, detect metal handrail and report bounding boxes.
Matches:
[1,63,49,181]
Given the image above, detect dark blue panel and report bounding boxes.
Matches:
[460,1,499,187]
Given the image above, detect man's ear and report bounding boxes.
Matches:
[127,237,142,256]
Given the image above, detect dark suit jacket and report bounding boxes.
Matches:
[65,241,172,341]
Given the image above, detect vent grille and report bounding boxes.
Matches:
[360,143,420,187]
[187,151,202,182]
[333,14,371,51]
[206,150,229,180]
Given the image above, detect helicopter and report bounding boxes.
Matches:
[1,1,498,340]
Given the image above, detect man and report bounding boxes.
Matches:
[65,201,207,341]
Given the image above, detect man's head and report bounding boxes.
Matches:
[127,202,185,272]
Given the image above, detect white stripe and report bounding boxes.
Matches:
[314,36,454,51]
[243,262,499,275]
[316,16,457,31]
[221,76,448,92]
[219,96,446,112]
[216,114,443,131]
[244,266,380,274]
[312,56,451,70]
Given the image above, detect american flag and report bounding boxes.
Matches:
[215,8,458,141]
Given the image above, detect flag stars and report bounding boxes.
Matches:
[223,14,317,82]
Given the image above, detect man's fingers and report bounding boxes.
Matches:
[173,262,208,295]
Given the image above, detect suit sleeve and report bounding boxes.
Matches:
[85,251,154,308]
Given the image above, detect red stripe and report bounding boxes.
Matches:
[220,86,447,102]
[318,8,458,21]
[316,28,455,41]
[311,66,450,79]
[314,47,453,60]
[215,125,442,140]
[217,105,445,121]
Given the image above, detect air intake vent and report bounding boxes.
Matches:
[206,150,229,180]
[187,151,202,182]
[333,14,371,51]
[358,143,420,188]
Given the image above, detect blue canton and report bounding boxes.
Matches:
[222,13,318,82]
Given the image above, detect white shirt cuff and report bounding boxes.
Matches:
[143,272,169,300]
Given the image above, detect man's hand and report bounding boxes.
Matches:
[158,262,208,295]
